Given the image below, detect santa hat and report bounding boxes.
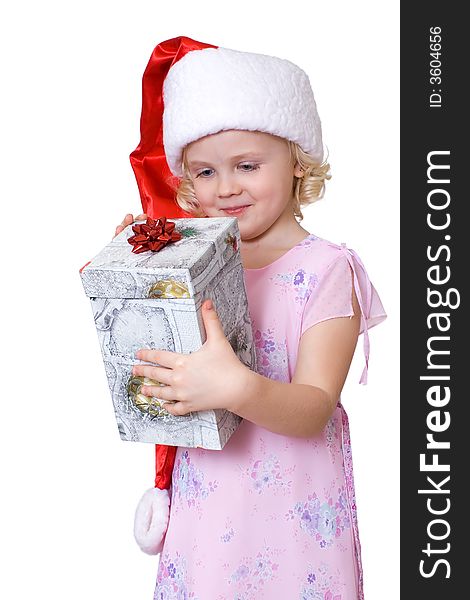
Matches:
[130,35,324,555]
[130,35,324,218]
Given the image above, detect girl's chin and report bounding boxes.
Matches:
[237,224,264,242]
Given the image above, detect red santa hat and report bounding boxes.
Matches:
[130,35,324,219]
[130,35,324,555]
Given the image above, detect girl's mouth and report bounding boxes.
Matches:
[221,205,251,216]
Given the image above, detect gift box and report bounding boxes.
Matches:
[80,216,256,450]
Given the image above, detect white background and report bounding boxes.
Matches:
[1,1,399,598]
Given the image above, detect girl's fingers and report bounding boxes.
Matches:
[162,400,189,417]
[116,213,147,238]
[137,386,189,415]
[136,349,184,369]
[121,213,134,228]
[114,214,135,238]
[133,363,173,384]
[140,384,174,400]
[113,225,126,239]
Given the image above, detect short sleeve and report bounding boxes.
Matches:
[300,245,387,383]
[301,254,355,337]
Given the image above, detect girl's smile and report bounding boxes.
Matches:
[221,205,251,215]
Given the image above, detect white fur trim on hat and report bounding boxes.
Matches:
[134,487,171,555]
[163,47,323,177]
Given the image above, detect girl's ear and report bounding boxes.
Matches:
[293,162,304,178]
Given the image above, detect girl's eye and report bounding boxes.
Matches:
[238,163,260,172]
[196,168,214,178]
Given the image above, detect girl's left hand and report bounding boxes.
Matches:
[132,299,251,416]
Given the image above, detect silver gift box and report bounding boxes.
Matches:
[80,217,256,449]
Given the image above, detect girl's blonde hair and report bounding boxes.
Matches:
[287,141,331,221]
[174,139,331,221]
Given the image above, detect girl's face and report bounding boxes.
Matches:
[185,130,302,241]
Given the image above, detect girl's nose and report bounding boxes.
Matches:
[217,173,242,197]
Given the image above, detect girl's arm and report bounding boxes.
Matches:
[228,290,361,438]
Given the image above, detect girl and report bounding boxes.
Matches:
[116,36,386,599]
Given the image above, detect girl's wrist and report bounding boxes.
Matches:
[227,366,264,415]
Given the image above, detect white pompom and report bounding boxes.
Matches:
[133,487,170,555]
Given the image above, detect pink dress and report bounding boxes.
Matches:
[154,233,386,600]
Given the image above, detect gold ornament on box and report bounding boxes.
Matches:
[148,279,190,299]
[127,375,171,418]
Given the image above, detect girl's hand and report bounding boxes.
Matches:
[114,213,147,238]
[132,299,251,416]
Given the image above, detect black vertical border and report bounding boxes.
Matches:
[401,4,465,597]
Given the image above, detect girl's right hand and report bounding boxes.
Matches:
[114,213,147,238]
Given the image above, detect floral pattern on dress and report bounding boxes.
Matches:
[325,415,340,463]
[298,234,319,247]
[339,404,364,598]
[292,486,350,549]
[269,267,318,305]
[155,551,199,600]
[220,518,236,543]
[220,527,236,543]
[172,450,218,517]
[227,546,284,599]
[240,453,293,496]
[299,562,345,600]
[253,328,289,381]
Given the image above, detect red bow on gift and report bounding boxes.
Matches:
[127,217,182,254]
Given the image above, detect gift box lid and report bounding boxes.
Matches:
[80,217,240,299]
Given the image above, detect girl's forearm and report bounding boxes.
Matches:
[229,369,335,438]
